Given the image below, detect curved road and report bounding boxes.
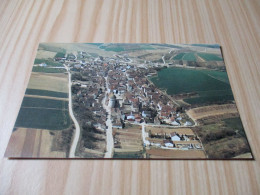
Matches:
[64,64,80,158]
[162,55,165,64]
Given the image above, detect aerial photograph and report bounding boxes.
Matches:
[5,43,253,159]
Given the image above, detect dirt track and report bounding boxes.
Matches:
[24,94,68,101]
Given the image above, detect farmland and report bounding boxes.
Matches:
[146,148,206,159]
[146,126,195,135]
[204,69,230,84]
[34,58,63,67]
[187,104,238,120]
[38,43,66,54]
[36,50,57,59]
[5,127,73,158]
[99,43,155,52]
[32,66,66,73]
[183,53,197,61]
[25,89,68,98]
[21,97,68,109]
[27,72,68,93]
[223,117,247,137]
[172,52,222,63]
[197,52,223,61]
[193,117,252,159]
[184,95,234,105]
[113,124,144,158]
[173,53,185,60]
[15,107,71,130]
[16,71,70,130]
[173,52,197,61]
[150,67,234,105]
[15,96,71,130]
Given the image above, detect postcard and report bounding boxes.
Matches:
[5,43,253,159]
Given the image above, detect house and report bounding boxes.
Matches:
[154,116,160,125]
[135,116,142,123]
[184,121,192,126]
[157,101,163,110]
[93,122,101,129]
[127,114,135,120]
[171,121,180,126]
[77,90,82,97]
[160,105,173,118]
[81,84,87,88]
[170,133,181,141]
[163,140,174,147]
[112,123,123,129]
[74,64,81,69]
[142,111,151,118]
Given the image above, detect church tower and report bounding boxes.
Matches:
[108,93,116,108]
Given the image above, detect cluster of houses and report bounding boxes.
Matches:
[105,65,193,127]
[57,51,193,131]
[147,131,203,150]
[53,50,205,153]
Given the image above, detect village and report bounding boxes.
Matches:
[55,51,204,157]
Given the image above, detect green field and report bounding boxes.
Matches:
[223,117,246,137]
[99,44,155,52]
[173,52,223,62]
[32,66,66,73]
[197,53,223,61]
[15,108,71,130]
[25,89,68,98]
[150,67,234,105]
[89,53,99,57]
[184,95,234,105]
[15,96,70,130]
[39,43,66,53]
[191,44,220,48]
[183,53,197,61]
[151,44,182,49]
[173,52,197,61]
[86,43,103,46]
[100,45,125,52]
[202,69,230,84]
[173,53,185,60]
[34,58,63,67]
[21,97,68,109]
[55,51,66,58]
[113,150,144,158]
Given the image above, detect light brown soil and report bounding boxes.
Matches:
[187,104,238,120]
[5,128,66,158]
[147,148,206,159]
[27,72,68,93]
[36,50,57,59]
[146,126,195,135]
[113,125,143,153]
[24,94,68,101]
[233,153,253,159]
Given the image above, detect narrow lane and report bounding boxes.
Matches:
[103,77,114,158]
[63,64,80,158]
[142,123,150,146]
[162,55,165,64]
